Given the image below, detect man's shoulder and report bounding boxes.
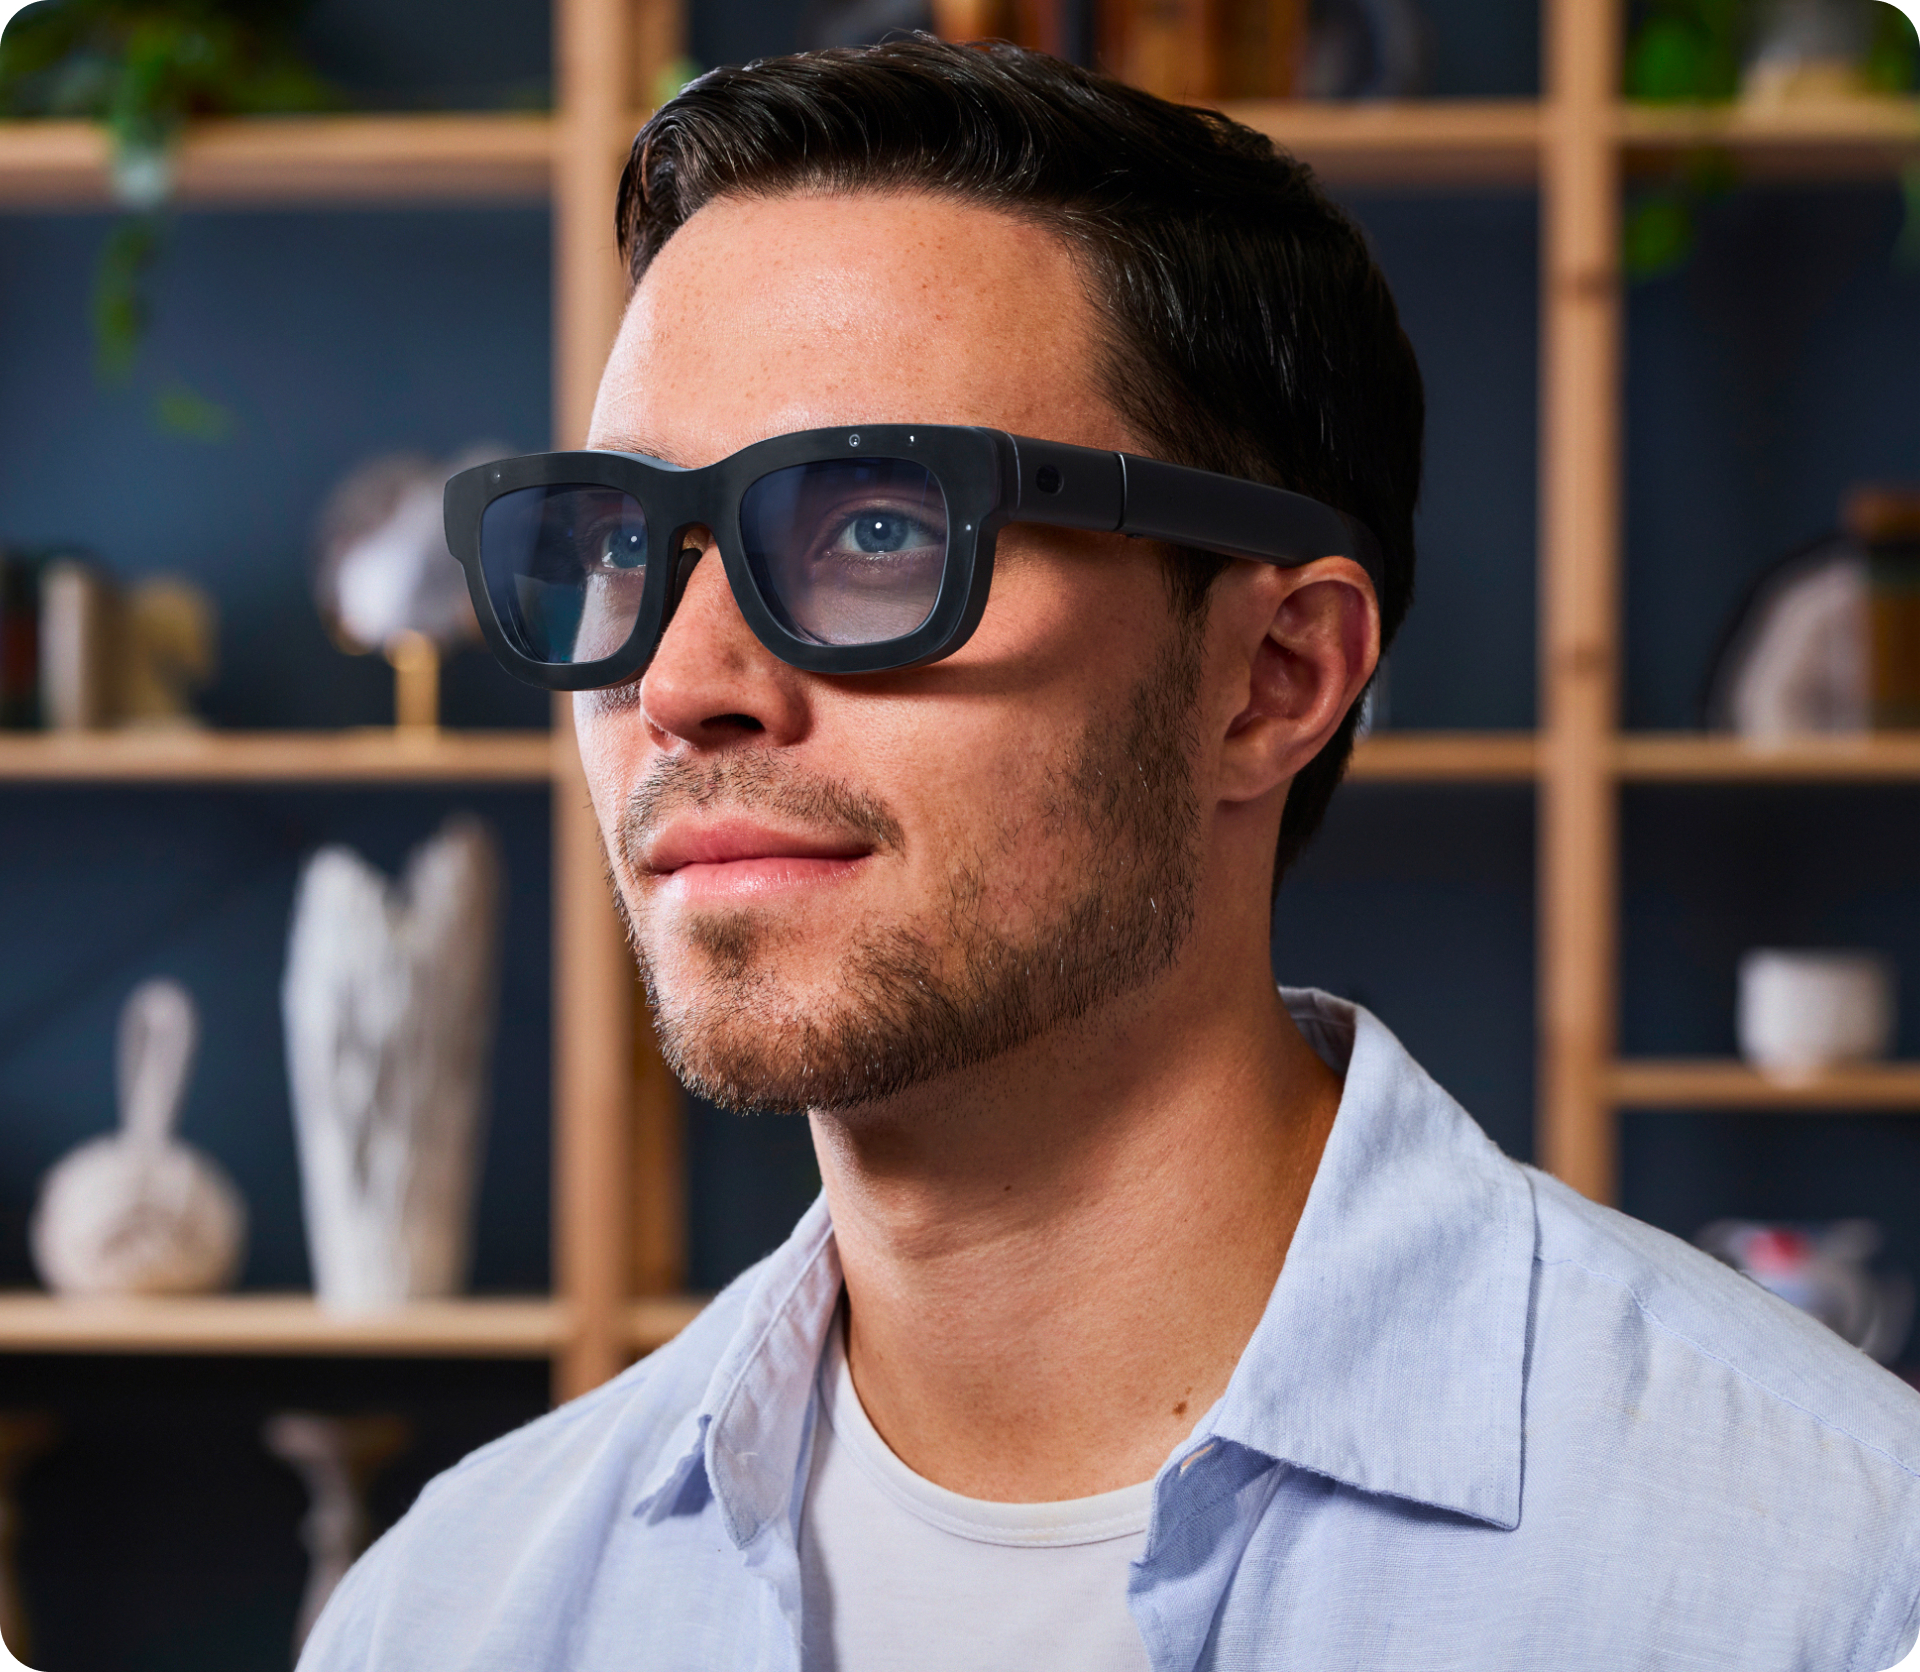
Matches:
[1523,1162,1920,1482]
[296,1264,768,1669]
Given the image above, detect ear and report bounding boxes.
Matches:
[1211,556,1381,806]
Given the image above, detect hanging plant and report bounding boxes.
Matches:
[0,0,337,435]
[1622,0,1918,280]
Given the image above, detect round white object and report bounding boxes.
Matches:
[29,978,246,1297]
[1736,949,1895,1080]
[31,1133,244,1296]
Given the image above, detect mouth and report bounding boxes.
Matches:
[641,817,876,903]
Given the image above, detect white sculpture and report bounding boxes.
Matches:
[1720,553,1870,739]
[264,1412,408,1658]
[283,816,502,1311]
[30,979,246,1297]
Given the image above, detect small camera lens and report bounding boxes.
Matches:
[1036,466,1062,494]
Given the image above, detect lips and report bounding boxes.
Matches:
[642,817,875,877]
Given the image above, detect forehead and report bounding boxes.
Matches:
[588,190,1124,464]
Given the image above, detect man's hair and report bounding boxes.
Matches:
[615,36,1423,893]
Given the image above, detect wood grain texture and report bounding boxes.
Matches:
[1346,733,1539,781]
[1537,0,1623,1204]
[0,115,552,208]
[1216,98,1541,185]
[0,1293,568,1355]
[1611,1061,1920,1109]
[0,730,553,783]
[1617,733,1920,779]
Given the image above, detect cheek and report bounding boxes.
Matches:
[571,688,649,851]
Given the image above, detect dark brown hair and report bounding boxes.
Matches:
[616,35,1423,894]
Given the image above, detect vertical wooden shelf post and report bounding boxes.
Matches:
[551,0,640,1401]
[1538,0,1624,1201]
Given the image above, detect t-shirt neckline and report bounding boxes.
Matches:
[815,1308,1156,1550]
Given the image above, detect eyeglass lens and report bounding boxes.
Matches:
[739,459,948,647]
[476,458,949,667]
[480,484,651,665]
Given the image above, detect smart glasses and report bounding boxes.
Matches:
[443,425,1384,688]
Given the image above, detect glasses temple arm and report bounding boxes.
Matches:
[1000,434,1385,602]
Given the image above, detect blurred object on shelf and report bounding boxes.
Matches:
[1705,484,1920,739]
[928,0,1096,61]
[1298,0,1430,98]
[1697,1219,1914,1362]
[117,574,215,728]
[1737,948,1895,1079]
[1743,0,1873,99]
[0,552,39,730]
[28,553,216,730]
[30,978,246,1297]
[1098,0,1306,100]
[385,629,440,736]
[0,1414,53,1672]
[1849,485,1920,729]
[37,553,114,731]
[284,815,502,1312]
[315,449,491,732]
[264,1412,409,1658]
[1704,534,1868,737]
[1626,0,1913,103]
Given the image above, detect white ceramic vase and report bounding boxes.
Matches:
[283,815,501,1311]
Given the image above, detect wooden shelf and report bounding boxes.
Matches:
[2,92,1913,217]
[1617,733,1920,781]
[1211,98,1541,187]
[1611,1061,1920,1109]
[1620,95,1920,179]
[0,1293,569,1356]
[1347,731,1538,780]
[626,1295,708,1351]
[0,728,555,784]
[0,113,555,209]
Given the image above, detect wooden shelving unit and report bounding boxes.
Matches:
[1611,1062,1920,1110]
[3,0,1917,1401]
[0,728,555,783]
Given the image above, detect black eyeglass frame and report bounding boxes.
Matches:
[443,424,1385,690]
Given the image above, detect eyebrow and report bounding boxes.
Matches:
[590,431,686,465]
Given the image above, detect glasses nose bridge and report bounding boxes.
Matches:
[660,518,722,617]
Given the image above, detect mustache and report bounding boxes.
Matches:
[617,753,906,876]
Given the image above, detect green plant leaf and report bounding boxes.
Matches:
[1625,192,1696,278]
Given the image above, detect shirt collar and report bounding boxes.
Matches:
[634,1192,842,1547]
[636,989,1535,1541]
[1205,990,1535,1530]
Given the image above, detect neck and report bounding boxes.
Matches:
[809,953,1340,1503]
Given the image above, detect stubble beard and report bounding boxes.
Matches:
[611,631,1206,1115]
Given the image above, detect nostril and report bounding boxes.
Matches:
[707,713,763,733]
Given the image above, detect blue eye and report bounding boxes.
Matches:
[851,513,917,553]
[595,522,648,570]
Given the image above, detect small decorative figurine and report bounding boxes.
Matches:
[264,1412,409,1658]
[30,979,246,1297]
[312,450,492,731]
[283,815,501,1311]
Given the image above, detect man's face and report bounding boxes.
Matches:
[581,190,1214,1113]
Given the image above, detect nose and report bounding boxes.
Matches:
[638,529,810,751]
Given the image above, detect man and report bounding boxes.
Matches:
[304,38,1920,1672]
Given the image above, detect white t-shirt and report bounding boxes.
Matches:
[798,1315,1155,1672]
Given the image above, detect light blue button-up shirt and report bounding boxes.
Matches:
[302,993,1920,1671]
